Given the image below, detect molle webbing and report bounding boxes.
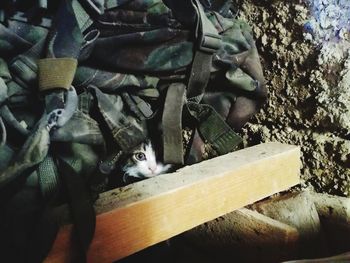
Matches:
[38,58,77,91]
[187,102,242,155]
[37,155,60,201]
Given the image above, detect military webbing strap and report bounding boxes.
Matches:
[72,0,95,32]
[187,0,221,101]
[0,116,5,147]
[37,0,85,93]
[0,105,29,136]
[59,158,95,263]
[186,102,242,155]
[78,91,92,114]
[0,77,7,146]
[26,207,60,263]
[9,37,46,90]
[162,83,186,164]
[37,155,60,201]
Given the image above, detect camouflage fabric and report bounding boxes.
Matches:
[0,0,267,190]
[0,0,267,200]
[0,0,266,262]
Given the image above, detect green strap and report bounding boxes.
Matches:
[37,156,60,202]
[0,58,11,81]
[59,158,95,263]
[187,0,221,101]
[72,0,94,32]
[187,102,242,155]
[9,37,46,90]
[78,91,92,114]
[162,83,186,164]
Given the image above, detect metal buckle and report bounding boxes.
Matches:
[199,32,222,53]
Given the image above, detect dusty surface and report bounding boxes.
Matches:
[237,0,350,196]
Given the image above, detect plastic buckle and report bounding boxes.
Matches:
[131,95,153,119]
[199,33,222,53]
[46,86,78,131]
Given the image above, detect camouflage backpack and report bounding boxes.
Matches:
[0,0,266,262]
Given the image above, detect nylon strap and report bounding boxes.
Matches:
[9,37,46,89]
[187,102,242,155]
[162,83,186,164]
[37,156,60,201]
[187,51,212,101]
[38,58,77,91]
[59,158,96,263]
[72,0,94,32]
[78,91,92,114]
[187,0,221,100]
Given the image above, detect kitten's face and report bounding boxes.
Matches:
[122,141,171,182]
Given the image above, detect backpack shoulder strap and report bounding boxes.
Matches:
[187,0,221,101]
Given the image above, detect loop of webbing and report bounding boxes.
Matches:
[193,0,222,53]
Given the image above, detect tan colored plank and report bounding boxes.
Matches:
[45,142,301,263]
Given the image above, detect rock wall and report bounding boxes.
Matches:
[237,0,350,196]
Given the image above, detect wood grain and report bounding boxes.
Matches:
[45,142,301,263]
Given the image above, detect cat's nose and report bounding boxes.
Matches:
[149,166,156,173]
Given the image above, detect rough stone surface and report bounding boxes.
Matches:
[236,0,350,196]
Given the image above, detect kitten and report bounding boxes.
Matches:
[120,140,172,184]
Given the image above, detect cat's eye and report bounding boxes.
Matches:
[134,152,146,161]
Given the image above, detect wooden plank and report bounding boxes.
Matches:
[45,142,301,263]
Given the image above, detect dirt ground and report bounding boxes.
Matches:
[236,0,350,196]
